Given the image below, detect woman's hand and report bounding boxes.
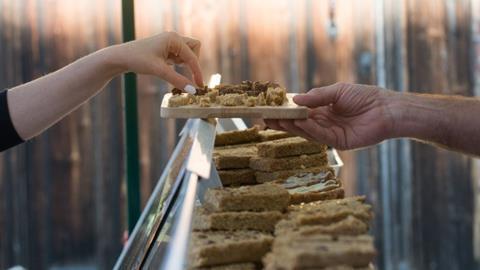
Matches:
[108,31,204,89]
[265,83,397,150]
[6,31,204,141]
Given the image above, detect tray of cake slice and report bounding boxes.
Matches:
[160,81,308,119]
[186,127,377,270]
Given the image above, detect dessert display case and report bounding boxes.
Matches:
[113,118,344,270]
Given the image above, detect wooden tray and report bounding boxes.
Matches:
[160,93,308,119]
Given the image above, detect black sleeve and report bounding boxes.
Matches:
[0,90,24,151]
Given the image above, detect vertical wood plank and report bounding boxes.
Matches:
[135,0,178,207]
[472,0,480,265]
[91,1,124,269]
[407,0,475,269]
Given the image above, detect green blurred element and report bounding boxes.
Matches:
[122,0,141,233]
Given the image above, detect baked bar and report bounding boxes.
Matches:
[218,169,256,186]
[255,166,334,183]
[320,265,375,270]
[265,87,287,106]
[213,143,257,169]
[217,93,248,106]
[193,207,283,232]
[286,196,373,225]
[193,263,257,270]
[190,230,273,267]
[277,170,344,204]
[256,136,327,158]
[249,153,328,172]
[263,258,373,270]
[264,234,376,269]
[204,183,290,212]
[168,93,192,107]
[258,129,295,141]
[215,126,260,146]
[169,81,288,107]
[275,215,369,236]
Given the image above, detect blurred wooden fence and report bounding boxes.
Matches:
[0,0,478,269]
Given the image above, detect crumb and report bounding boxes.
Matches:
[246,96,256,107]
[266,87,287,105]
[168,94,190,107]
[199,97,211,107]
[171,88,182,95]
[217,94,247,106]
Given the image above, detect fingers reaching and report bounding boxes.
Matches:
[264,119,285,131]
[177,40,204,87]
[182,36,201,58]
[155,62,193,90]
[265,119,323,144]
[265,113,340,146]
[293,118,337,147]
[277,120,316,141]
[167,33,204,87]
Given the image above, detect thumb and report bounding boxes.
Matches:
[293,84,342,108]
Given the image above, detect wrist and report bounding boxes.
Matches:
[95,45,129,78]
[385,92,447,142]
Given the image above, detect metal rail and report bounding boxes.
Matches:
[114,119,344,269]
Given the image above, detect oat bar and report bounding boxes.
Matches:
[287,196,373,225]
[193,207,283,232]
[218,169,256,186]
[275,215,369,236]
[255,166,334,183]
[258,129,295,141]
[215,126,260,146]
[213,143,257,169]
[277,170,344,204]
[204,183,290,212]
[249,153,328,172]
[169,81,288,107]
[190,230,273,267]
[193,263,257,270]
[168,94,192,107]
[265,234,376,269]
[256,136,327,158]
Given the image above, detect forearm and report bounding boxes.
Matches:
[387,91,480,156]
[7,46,124,139]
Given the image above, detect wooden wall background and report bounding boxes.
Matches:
[0,0,478,269]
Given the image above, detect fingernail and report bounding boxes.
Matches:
[184,84,196,94]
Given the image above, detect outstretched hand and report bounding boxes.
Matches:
[110,31,204,89]
[265,83,397,150]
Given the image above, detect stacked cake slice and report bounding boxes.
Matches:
[253,136,330,183]
[263,197,376,270]
[213,127,344,203]
[190,184,290,269]
[204,127,375,269]
[213,127,296,186]
[213,127,260,186]
[252,136,344,204]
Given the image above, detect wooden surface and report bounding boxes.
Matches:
[160,93,308,119]
[0,0,478,270]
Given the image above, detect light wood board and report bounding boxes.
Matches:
[160,93,308,119]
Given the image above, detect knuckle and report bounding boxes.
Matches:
[334,82,348,89]
[308,87,321,93]
[191,38,201,48]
